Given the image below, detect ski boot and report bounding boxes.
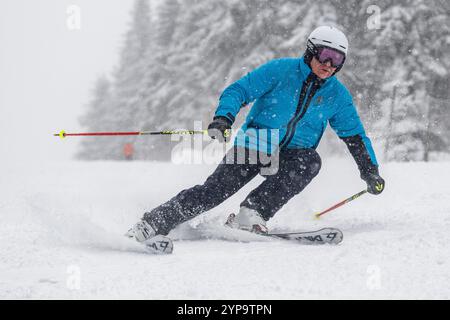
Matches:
[225,207,268,235]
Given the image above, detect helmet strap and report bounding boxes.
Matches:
[303,40,317,67]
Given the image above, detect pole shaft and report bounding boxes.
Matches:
[140,130,207,135]
[53,130,207,137]
[61,132,140,137]
[315,190,367,218]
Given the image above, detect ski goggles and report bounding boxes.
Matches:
[315,46,346,68]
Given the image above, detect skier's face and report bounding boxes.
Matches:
[310,57,337,79]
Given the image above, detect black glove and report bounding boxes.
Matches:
[361,172,385,195]
[207,116,232,142]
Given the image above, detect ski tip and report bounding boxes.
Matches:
[143,235,174,255]
[314,213,321,219]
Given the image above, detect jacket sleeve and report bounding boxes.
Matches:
[329,87,379,177]
[214,59,283,123]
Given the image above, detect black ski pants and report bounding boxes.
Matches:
[144,146,322,235]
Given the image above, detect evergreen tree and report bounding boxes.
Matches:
[156,0,181,48]
[77,0,450,162]
[111,0,153,160]
[76,76,116,160]
[367,0,450,161]
[78,0,154,160]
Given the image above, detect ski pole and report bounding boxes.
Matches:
[53,129,209,139]
[314,189,367,219]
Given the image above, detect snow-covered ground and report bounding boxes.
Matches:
[1,157,449,299]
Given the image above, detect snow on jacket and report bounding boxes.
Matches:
[214,57,379,171]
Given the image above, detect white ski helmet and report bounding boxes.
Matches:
[305,26,349,73]
[308,26,348,55]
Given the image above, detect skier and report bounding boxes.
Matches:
[126,26,385,247]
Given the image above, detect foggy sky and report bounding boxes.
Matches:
[0,0,137,162]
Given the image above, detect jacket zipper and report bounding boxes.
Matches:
[280,74,323,149]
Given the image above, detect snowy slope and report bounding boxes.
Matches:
[1,158,449,299]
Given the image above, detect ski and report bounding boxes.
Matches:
[125,221,174,254]
[128,221,342,255]
[225,213,343,245]
[266,228,343,245]
[140,235,174,254]
[144,235,174,254]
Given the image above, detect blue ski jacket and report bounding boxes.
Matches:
[214,57,379,171]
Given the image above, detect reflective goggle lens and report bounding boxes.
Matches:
[316,47,345,67]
